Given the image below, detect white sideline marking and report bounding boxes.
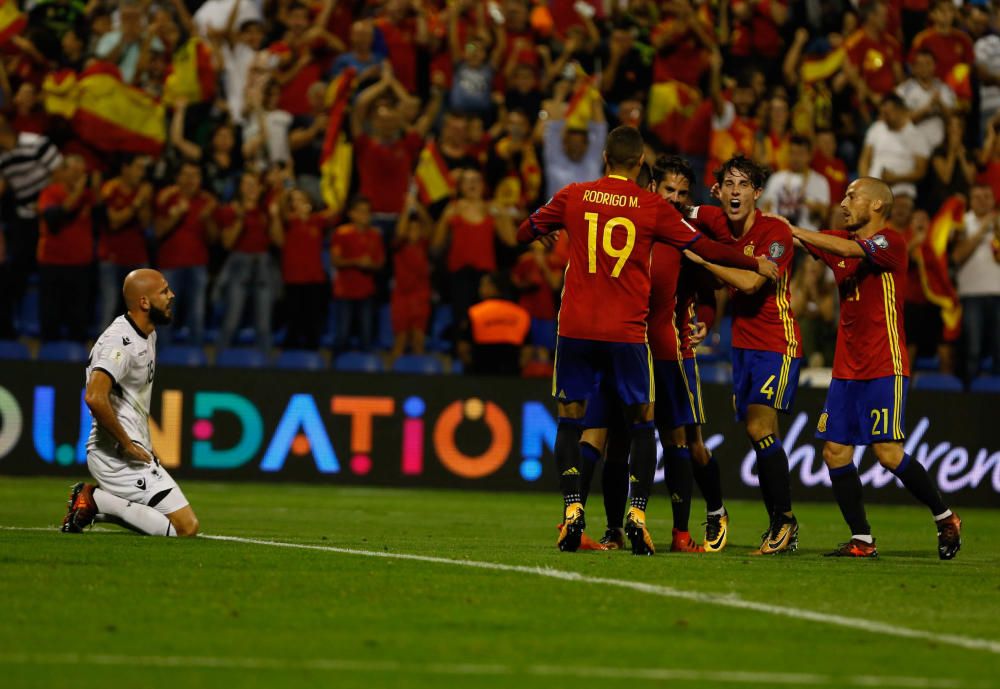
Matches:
[0,652,988,688]
[5,525,1000,659]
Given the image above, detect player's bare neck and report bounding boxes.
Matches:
[125,312,153,338]
[855,220,885,240]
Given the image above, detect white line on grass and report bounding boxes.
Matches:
[5,525,1000,660]
[0,651,987,688]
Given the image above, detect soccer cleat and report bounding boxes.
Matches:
[624,507,655,556]
[824,538,878,558]
[599,528,625,550]
[61,482,97,534]
[556,502,585,552]
[936,513,962,560]
[754,513,799,555]
[670,528,705,553]
[554,523,606,551]
[703,509,729,553]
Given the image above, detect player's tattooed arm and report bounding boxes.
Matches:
[84,370,153,464]
[790,225,866,258]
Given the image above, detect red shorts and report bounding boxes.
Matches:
[391,291,430,334]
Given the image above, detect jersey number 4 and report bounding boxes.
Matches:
[585,212,636,278]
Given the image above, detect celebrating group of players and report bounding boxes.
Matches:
[517,125,964,560]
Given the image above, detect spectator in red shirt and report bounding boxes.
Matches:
[909,0,973,83]
[350,65,443,233]
[4,82,50,135]
[269,187,330,350]
[216,172,277,352]
[37,155,96,341]
[727,0,789,82]
[153,161,218,346]
[844,0,904,115]
[97,154,153,329]
[650,0,715,89]
[374,0,430,96]
[331,196,385,352]
[270,2,343,117]
[812,128,849,222]
[433,167,516,344]
[390,191,433,359]
[510,239,562,360]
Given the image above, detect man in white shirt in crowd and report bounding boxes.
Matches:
[952,183,1000,380]
[971,3,1000,140]
[760,135,831,231]
[542,88,608,199]
[859,94,931,200]
[896,49,956,151]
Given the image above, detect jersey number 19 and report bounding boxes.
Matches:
[585,212,636,278]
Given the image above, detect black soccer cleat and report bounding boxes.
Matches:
[936,513,962,560]
[557,503,585,552]
[599,528,625,550]
[624,507,655,556]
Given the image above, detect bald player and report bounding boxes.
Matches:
[792,177,961,559]
[62,269,200,537]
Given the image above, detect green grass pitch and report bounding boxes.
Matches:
[1,476,998,689]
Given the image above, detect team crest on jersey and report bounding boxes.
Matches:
[768,241,785,259]
[872,234,889,249]
[111,349,124,362]
[743,244,755,257]
[817,412,829,433]
[838,260,846,268]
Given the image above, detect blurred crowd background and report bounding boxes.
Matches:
[0,0,998,385]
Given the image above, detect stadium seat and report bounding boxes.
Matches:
[697,363,732,385]
[970,376,1000,394]
[0,340,30,361]
[215,348,269,369]
[913,355,941,372]
[157,345,208,367]
[334,351,384,373]
[911,373,963,392]
[376,304,395,350]
[392,354,444,375]
[274,349,327,371]
[37,341,89,363]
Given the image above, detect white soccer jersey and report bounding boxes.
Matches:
[85,315,157,459]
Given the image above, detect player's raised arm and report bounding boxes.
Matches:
[684,249,769,293]
[791,225,866,258]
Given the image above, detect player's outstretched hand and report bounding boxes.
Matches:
[756,256,779,281]
[688,321,708,346]
[122,441,153,465]
[682,249,706,265]
[535,230,561,250]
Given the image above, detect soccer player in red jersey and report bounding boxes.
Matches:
[516,126,778,555]
[683,155,803,555]
[791,178,962,560]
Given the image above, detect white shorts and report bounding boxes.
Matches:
[87,451,190,515]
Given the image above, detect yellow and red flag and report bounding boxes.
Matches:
[319,67,355,215]
[414,139,455,206]
[945,63,972,103]
[0,0,26,46]
[42,62,166,155]
[916,195,965,342]
[564,68,600,131]
[163,36,217,106]
[801,47,846,84]
[647,80,701,150]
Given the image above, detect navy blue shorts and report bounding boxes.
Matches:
[732,348,801,421]
[581,373,617,429]
[553,336,654,407]
[654,358,705,429]
[816,375,908,446]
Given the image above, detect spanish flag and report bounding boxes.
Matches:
[800,47,846,84]
[0,0,26,46]
[564,67,599,131]
[414,140,455,206]
[917,196,965,342]
[163,36,217,106]
[647,80,701,150]
[42,62,166,155]
[945,63,972,103]
[319,67,355,215]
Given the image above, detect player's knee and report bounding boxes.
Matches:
[174,515,199,537]
[872,443,903,470]
[822,444,851,468]
[745,418,772,442]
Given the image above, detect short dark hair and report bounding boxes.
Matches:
[604,125,644,170]
[636,162,653,189]
[882,93,906,109]
[913,48,936,62]
[348,194,371,210]
[713,154,769,190]
[652,154,695,188]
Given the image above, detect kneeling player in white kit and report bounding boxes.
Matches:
[62,269,199,537]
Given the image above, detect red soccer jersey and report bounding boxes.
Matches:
[155,189,213,269]
[331,224,384,300]
[512,252,557,320]
[99,179,148,266]
[282,215,328,284]
[524,175,706,343]
[909,28,973,81]
[446,214,497,273]
[355,132,424,214]
[393,238,431,296]
[804,229,910,379]
[693,207,802,358]
[647,242,683,360]
[37,184,94,266]
[216,205,270,254]
[845,29,901,96]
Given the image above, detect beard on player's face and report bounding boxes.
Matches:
[149,301,173,325]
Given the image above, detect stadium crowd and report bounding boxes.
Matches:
[0,0,998,382]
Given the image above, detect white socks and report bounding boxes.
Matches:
[93,488,176,536]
